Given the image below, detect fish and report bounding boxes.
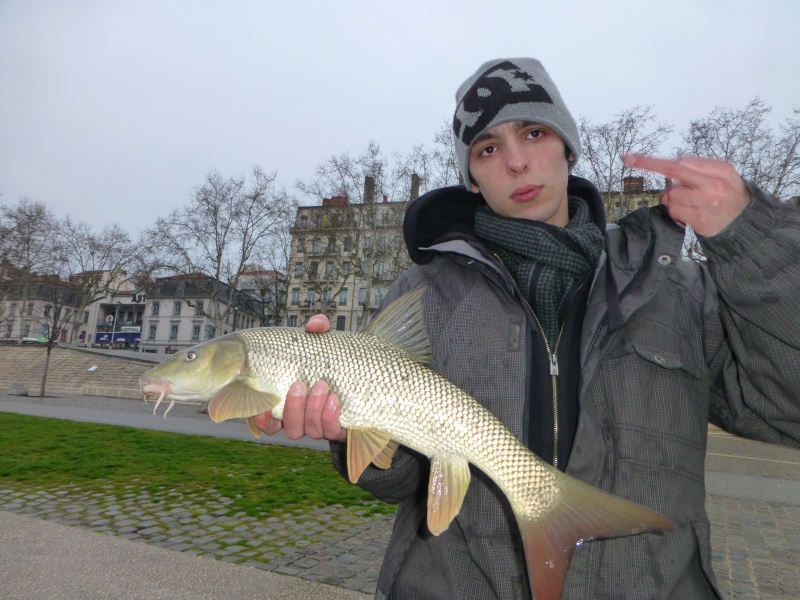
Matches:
[139,286,672,600]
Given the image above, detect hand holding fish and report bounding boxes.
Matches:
[623,154,749,237]
[251,314,347,441]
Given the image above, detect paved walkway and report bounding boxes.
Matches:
[2,393,800,599]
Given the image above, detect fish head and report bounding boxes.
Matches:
[140,333,248,404]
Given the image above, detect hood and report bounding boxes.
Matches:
[404,176,606,265]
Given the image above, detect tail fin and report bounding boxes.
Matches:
[515,475,673,600]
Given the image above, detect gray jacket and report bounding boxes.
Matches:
[331,181,800,599]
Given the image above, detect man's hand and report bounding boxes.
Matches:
[623,154,749,237]
[251,315,347,442]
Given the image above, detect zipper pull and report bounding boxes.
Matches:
[550,353,559,376]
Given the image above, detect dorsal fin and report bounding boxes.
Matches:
[363,286,431,365]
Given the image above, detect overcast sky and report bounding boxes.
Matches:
[1,0,798,236]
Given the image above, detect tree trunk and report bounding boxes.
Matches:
[39,346,52,398]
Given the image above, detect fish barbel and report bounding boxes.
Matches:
[140,287,671,600]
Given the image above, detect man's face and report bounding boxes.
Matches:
[468,121,571,226]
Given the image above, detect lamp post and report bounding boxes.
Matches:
[110,302,120,349]
[232,306,239,332]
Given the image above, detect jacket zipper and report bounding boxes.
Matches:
[527,305,564,469]
[495,252,565,470]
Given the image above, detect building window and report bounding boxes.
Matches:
[205,325,215,340]
[358,287,367,306]
[169,323,179,340]
[195,300,204,315]
[327,237,336,252]
[148,323,157,340]
[309,262,319,279]
[299,215,308,227]
[44,305,52,317]
[23,324,30,336]
[372,289,384,308]
[191,324,201,341]
[291,288,300,305]
[324,287,333,303]
[377,260,387,278]
[339,287,348,306]
[312,237,321,254]
[363,235,372,250]
[173,301,181,316]
[288,315,298,327]
[293,262,302,278]
[27,303,33,316]
[378,235,387,251]
[307,289,317,305]
[83,310,89,324]
[336,316,346,331]
[152,302,160,316]
[342,261,350,276]
[325,261,334,278]
[297,238,305,253]
[343,236,352,252]
[9,303,16,316]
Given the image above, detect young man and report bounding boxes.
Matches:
[254,58,800,598]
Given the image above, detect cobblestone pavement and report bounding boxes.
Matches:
[0,484,393,596]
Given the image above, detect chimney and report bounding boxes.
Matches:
[322,196,349,207]
[363,175,376,203]
[410,173,420,200]
[623,176,644,194]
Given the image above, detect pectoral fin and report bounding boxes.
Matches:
[427,456,471,536]
[346,428,394,483]
[208,378,281,423]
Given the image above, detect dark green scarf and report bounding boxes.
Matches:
[474,197,603,343]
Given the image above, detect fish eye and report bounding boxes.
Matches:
[186,351,197,361]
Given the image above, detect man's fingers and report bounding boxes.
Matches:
[305,314,331,334]
[282,380,309,439]
[304,380,331,438]
[321,393,347,441]
[624,154,706,189]
[252,411,283,436]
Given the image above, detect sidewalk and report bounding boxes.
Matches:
[2,393,800,598]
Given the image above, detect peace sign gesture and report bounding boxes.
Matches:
[623,154,750,237]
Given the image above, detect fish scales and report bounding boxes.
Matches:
[238,326,560,519]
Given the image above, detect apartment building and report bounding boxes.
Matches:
[0,275,81,343]
[139,273,264,354]
[286,190,410,332]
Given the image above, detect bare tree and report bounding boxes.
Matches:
[679,98,800,201]
[30,276,82,397]
[143,166,296,336]
[575,106,674,222]
[0,198,62,343]
[294,143,414,328]
[60,219,137,345]
[392,121,463,195]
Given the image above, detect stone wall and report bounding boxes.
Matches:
[0,346,154,398]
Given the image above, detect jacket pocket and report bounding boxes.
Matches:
[630,341,702,380]
[598,325,708,480]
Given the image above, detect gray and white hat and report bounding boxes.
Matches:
[452,57,581,184]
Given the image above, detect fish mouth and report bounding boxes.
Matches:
[140,378,176,417]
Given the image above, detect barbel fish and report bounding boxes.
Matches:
[140,286,671,600]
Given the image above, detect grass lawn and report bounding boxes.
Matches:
[0,412,396,518]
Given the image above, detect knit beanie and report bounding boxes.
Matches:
[452,58,581,183]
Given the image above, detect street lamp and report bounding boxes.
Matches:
[232,306,239,332]
[110,302,120,349]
